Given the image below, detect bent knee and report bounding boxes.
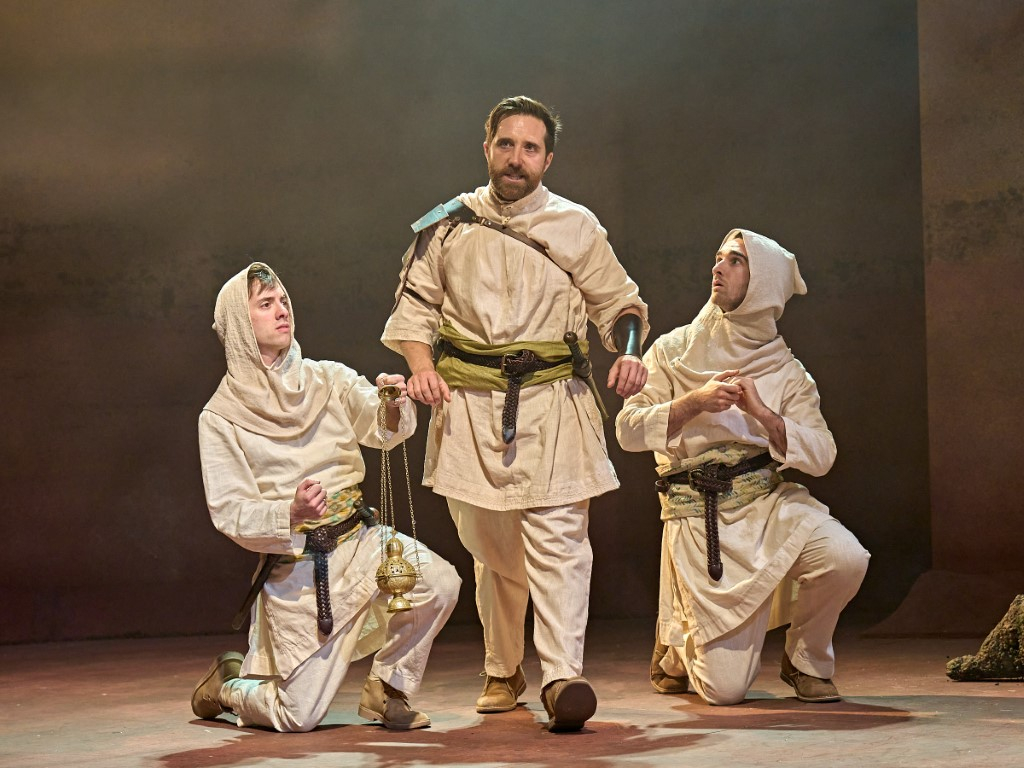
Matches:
[696,677,750,706]
[691,668,753,706]
[816,527,871,583]
[279,719,319,734]
[425,559,462,606]
[274,702,327,733]
[832,542,870,583]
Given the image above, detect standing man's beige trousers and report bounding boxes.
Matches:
[448,499,592,688]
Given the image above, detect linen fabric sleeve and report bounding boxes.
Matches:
[564,217,649,352]
[198,410,294,554]
[381,225,448,354]
[615,337,677,454]
[771,362,836,476]
[337,366,418,451]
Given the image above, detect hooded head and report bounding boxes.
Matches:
[204,262,332,438]
[666,229,806,386]
[213,262,296,372]
[716,229,806,335]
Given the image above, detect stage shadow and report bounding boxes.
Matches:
[165,707,706,768]
[655,692,914,731]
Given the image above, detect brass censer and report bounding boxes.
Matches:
[374,383,421,613]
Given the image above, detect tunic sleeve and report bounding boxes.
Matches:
[615,337,676,453]
[198,410,294,554]
[338,367,418,451]
[773,362,836,476]
[567,220,649,352]
[381,225,447,353]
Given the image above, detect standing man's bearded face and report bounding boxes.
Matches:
[483,114,553,202]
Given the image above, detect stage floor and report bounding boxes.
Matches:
[1,619,1020,768]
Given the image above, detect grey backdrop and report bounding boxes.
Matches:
[0,1,928,643]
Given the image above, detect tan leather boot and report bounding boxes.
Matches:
[191,651,244,719]
[651,642,689,694]
[780,653,841,702]
[475,665,527,713]
[357,675,431,730]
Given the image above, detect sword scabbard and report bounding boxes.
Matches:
[231,553,282,631]
[563,332,610,421]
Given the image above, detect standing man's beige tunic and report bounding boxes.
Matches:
[382,183,647,509]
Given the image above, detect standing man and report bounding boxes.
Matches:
[616,230,869,705]
[192,262,460,732]
[381,96,649,732]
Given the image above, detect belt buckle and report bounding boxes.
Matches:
[500,349,536,376]
[656,468,691,493]
[688,462,719,489]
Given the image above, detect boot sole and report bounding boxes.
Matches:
[779,670,841,703]
[651,675,689,695]
[544,678,597,732]
[357,704,431,730]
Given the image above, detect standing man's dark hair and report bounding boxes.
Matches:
[484,95,561,155]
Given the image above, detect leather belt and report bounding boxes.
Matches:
[302,501,378,636]
[655,452,776,582]
[440,340,571,444]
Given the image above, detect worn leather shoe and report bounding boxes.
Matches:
[191,651,244,719]
[650,642,689,694]
[476,665,527,713]
[780,653,841,702]
[540,676,597,732]
[358,675,431,730]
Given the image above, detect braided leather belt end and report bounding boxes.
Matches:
[654,452,776,583]
[303,502,378,636]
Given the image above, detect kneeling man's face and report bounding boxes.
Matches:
[711,237,750,313]
[249,285,292,365]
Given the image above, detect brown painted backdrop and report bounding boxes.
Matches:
[869,0,1024,636]
[1,1,933,643]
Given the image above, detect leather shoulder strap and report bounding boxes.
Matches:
[395,200,566,317]
[444,201,551,260]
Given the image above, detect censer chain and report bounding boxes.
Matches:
[377,388,422,575]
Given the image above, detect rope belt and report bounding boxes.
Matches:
[439,340,571,444]
[655,452,776,582]
[302,499,378,636]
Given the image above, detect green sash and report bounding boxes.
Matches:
[435,322,583,392]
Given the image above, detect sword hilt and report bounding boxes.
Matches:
[563,331,592,378]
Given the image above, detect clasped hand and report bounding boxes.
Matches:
[407,369,451,406]
[695,370,768,418]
